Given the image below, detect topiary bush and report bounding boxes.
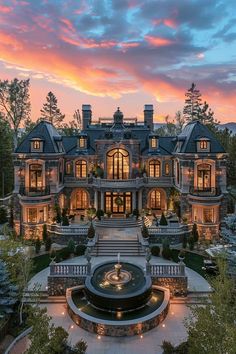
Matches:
[67,239,76,254]
[162,238,172,260]
[132,209,140,219]
[87,223,95,238]
[160,212,168,226]
[151,245,160,257]
[142,224,149,239]
[62,215,69,226]
[45,235,52,252]
[96,209,104,220]
[188,236,195,250]
[192,223,199,242]
[35,238,41,254]
[75,244,86,256]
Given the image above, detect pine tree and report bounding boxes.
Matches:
[0,260,18,319]
[0,78,31,148]
[0,114,14,196]
[40,91,65,127]
[192,223,199,243]
[35,238,41,254]
[183,83,202,123]
[42,224,48,244]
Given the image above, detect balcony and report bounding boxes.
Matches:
[19,186,50,197]
[189,187,221,197]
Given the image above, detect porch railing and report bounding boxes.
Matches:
[48,224,89,235]
[150,264,185,276]
[19,185,50,196]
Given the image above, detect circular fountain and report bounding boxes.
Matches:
[66,257,170,336]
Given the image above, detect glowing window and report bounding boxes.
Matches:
[149,160,160,177]
[165,163,170,175]
[150,190,161,209]
[33,140,41,149]
[76,190,88,209]
[79,137,86,148]
[75,160,87,178]
[200,140,208,149]
[203,208,214,223]
[151,138,157,148]
[107,148,129,179]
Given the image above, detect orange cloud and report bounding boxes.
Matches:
[60,18,75,33]
[0,32,22,50]
[145,35,174,47]
[163,18,178,29]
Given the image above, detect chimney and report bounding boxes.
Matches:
[144,104,154,131]
[82,104,92,130]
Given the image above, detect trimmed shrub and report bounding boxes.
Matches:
[160,212,168,226]
[132,209,140,219]
[67,240,76,254]
[45,236,52,252]
[182,234,187,249]
[56,247,71,262]
[151,245,160,257]
[0,207,8,224]
[162,238,172,260]
[35,238,41,254]
[188,236,195,250]
[75,244,86,256]
[161,341,175,354]
[142,224,149,239]
[87,223,95,239]
[62,215,69,226]
[192,223,199,243]
[96,209,104,220]
[42,224,48,243]
[54,204,62,224]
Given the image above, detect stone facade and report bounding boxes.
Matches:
[48,276,85,296]
[152,276,188,297]
[13,105,228,241]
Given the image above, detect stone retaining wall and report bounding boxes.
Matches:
[152,276,188,296]
[48,276,85,296]
[48,275,187,296]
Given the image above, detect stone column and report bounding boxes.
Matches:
[101,191,104,210]
[94,190,98,210]
[132,191,136,211]
[138,190,142,211]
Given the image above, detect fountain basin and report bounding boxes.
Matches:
[85,261,152,312]
[66,285,170,336]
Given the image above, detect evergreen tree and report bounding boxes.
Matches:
[142,224,149,238]
[35,238,41,254]
[0,207,8,224]
[183,83,202,123]
[42,224,48,244]
[45,236,52,252]
[0,78,31,148]
[160,212,168,226]
[0,260,18,319]
[0,114,14,196]
[40,91,65,127]
[192,223,199,243]
[187,258,236,354]
[87,223,95,238]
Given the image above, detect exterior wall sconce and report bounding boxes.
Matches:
[47,169,52,177]
[18,168,23,177]
[188,168,193,177]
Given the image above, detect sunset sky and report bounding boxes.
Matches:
[0,0,236,123]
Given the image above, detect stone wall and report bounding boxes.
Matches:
[152,276,188,297]
[48,276,85,296]
[50,234,87,245]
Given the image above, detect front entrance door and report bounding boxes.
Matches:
[105,192,132,214]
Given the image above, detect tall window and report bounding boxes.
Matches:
[65,161,73,175]
[200,140,208,149]
[151,138,157,148]
[29,164,43,189]
[150,190,161,209]
[79,137,86,148]
[33,140,40,149]
[197,164,211,190]
[27,208,37,223]
[149,160,160,177]
[165,162,170,175]
[75,160,87,178]
[203,208,214,223]
[107,148,129,179]
[76,190,88,209]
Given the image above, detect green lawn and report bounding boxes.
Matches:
[171,249,206,277]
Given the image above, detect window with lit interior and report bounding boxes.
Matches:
[75,160,87,178]
[151,138,157,148]
[200,140,208,149]
[150,190,161,209]
[29,164,43,190]
[76,189,88,209]
[149,160,160,177]
[79,137,86,148]
[33,140,41,149]
[197,164,211,190]
[107,148,129,179]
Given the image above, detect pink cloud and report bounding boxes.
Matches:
[0,5,13,13]
[145,35,174,47]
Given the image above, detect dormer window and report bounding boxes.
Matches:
[197,138,210,152]
[200,140,207,149]
[149,136,158,149]
[78,136,87,149]
[33,140,40,149]
[31,139,43,152]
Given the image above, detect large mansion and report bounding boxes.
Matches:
[13,105,227,240]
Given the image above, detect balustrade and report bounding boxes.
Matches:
[50,264,88,276]
[150,264,185,276]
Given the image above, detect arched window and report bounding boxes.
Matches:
[150,190,161,209]
[149,160,160,177]
[107,148,129,179]
[197,164,211,190]
[76,190,88,209]
[29,164,43,190]
[75,160,87,178]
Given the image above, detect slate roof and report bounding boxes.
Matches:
[15,118,225,156]
[15,120,64,154]
[175,120,225,153]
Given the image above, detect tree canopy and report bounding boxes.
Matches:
[40,91,65,127]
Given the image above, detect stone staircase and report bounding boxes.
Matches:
[91,238,146,257]
[95,217,142,228]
